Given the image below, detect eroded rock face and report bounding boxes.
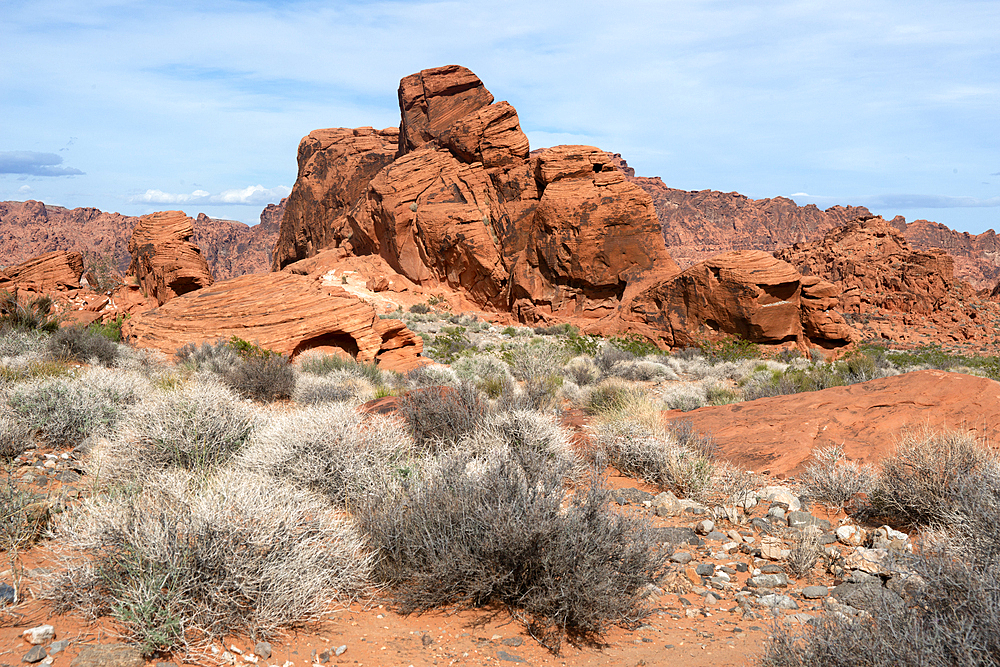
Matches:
[775,217,953,315]
[398,64,495,154]
[3,250,83,293]
[123,272,424,371]
[509,146,679,322]
[127,211,214,306]
[614,250,807,346]
[272,128,399,270]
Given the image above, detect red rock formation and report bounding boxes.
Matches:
[891,217,1000,290]
[607,250,829,347]
[667,370,1000,477]
[272,129,399,270]
[509,146,679,322]
[123,272,424,371]
[398,65,495,154]
[775,216,954,315]
[3,250,83,293]
[0,200,278,281]
[127,211,214,306]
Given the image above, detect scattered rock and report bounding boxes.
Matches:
[48,641,69,655]
[757,594,799,610]
[651,490,682,516]
[872,525,911,552]
[70,645,144,667]
[695,519,715,535]
[748,573,790,588]
[22,646,47,664]
[836,524,866,547]
[496,650,526,663]
[787,511,831,530]
[802,585,829,599]
[760,536,787,561]
[669,551,693,565]
[0,582,14,605]
[501,637,523,647]
[254,642,272,660]
[334,645,347,657]
[22,625,54,645]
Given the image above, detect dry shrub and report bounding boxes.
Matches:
[225,353,295,402]
[238,403,416,507]
[354,448,666,652]
[802,445,876,509]
[786,527,823,579]
[46,471,371,657]
[869,428,997,527]
[397,384,486,450]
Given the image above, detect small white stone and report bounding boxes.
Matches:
[836,525,865,547]
[722,541,739,552]
[230,645,243,654]
[695,519,715,535]
[243,656,259,664]
[335,645,347,657]
[22,625,55,645]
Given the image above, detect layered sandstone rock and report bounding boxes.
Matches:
[123,272,424,371]
[127,211,214,306]
[799,277,854,344]
[892,217,1000,290]
[398,65,495,154]
[0,200,278,280]
[611,250,810,346]
[668,370,1000,477]
[775,217,954,315]
[272,128,399,270]
[509,146,679,322]
[3,250,83,293]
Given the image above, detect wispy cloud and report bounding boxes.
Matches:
[790,193,1000,209]
[0,151,84,176]
[129,184,290,206]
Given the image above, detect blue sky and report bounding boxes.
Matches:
[2,0,997,233]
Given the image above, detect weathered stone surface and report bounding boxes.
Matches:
[666,369,1000,477]
[272,128,399,270]
[611,250,806,346]
[127,211,213,305]
[0,200,276,280]
[70,644,144,667]
[893,216,1000,290]
[3,250,83,292]
[123,272,424,371]
[349,148,508,306]
[510,146,678,322]
[799,276,854,343]
[398,65,495,154]
[442,101,529,168]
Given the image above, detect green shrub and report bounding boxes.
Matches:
[299,351,382,384]
[698,336,761,363]
[427,326,475,364]
[409,302,430,314]
[354,448,667,652]
[47,324,120,367]
[0,291,59,333]
[609,334,660,358]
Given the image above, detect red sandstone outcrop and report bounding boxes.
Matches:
[274,65,680,331]
[605,250,852,347]
[127,211,214,306]
[123,272,424,371]
[775,217,954,314]
[3,250,84,293]
[0,200,279,281]
[891,217,1000,291]
[398,65,496,154]
[667,370,1000,477]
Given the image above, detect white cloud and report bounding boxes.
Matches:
[18,185,33,194]
[0,151,84,176]
[129,185,289,206]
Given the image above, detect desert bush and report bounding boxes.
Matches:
[802,445,876,509]
[0,291,59,333]
[0,327,48,359]
[594,343,635,375]
[697,336,761,363]
[585,379,647,417]
[92,380,256,481]
[47,324,120,367]
[292,373,372,405]
[786,527,823,579]
[226,353,295,402]
[460,409,580,474]
[47,471,372,656]
[354,448,667,652]
[591,417,716,499]
[427,326,475,364]
[404,363,459,388]
[175,339,240,376]
[408,302,430,314]
[607,359,678,382]
[658,382,708,411]
[505,338,570,383]
[239,403,416,507]
[397,384,486,450]
[452,353,515,394]
[7,368,145,448]
[297,351,383,385]
[0,414,32,460]
[868,428,997,527]
[563,356,600,386]
[0,473,45,556]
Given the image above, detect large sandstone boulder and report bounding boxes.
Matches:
[667,370,1000,477]
[398,64,495,154]
[123,272,424,371]
[509,146,679,322]
[3,250,83,293]
[611,250,808,346]
[348,148,508,306]
[272,128,399,270]
[127,211,214,306]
